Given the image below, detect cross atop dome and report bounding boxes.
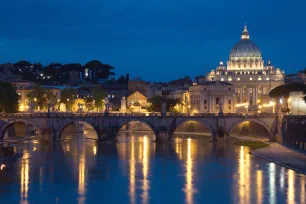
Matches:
[241,24,250,40]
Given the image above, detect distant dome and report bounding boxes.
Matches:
[229,25,262,61]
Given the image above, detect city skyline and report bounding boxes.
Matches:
[1,0,306,81]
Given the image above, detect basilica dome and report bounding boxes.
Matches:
[229,25,262,61]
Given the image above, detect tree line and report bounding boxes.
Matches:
[6,60,131,85]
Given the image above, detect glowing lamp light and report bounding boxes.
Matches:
[288,97,291,102]
[270,101,275,106]
[0,164,5,170]
[235,103,249,107]
[257,100,261,103]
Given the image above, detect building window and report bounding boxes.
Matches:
[221,78,224,81]
[204,88,207,91]
[266,78,270,81]
[249,77,253,81]
[204,107,207,110]
[228,88,231,91]
[237,78,240,81]
[204,100,207,105]
[229,106,231,110]
[216,97,220,105]
[228,77,232,81]
[258,77,262,81]
[112,95,115,98]
[228,100,231,105]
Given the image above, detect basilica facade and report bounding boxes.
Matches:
[189,25,285,114]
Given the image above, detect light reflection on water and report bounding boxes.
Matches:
[0,132,305,204]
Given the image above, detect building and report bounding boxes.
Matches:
[189,81,235,114]
[128,77,147,95]
[127,91,148,113]
[285,70,306,84]
[191,25,285,114]
[288,91,306,115]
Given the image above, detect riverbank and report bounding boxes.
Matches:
[251,143,306,175]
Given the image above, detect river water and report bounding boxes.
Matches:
[0,132,305,204]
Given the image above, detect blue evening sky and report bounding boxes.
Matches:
[0,0,305,81]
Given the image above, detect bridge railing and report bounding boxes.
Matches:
[0,112,276,118]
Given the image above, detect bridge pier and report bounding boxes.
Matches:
[156,127,170,142]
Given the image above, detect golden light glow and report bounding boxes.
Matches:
[20,150,30,204]
[257,100,261,103]
[288,170,295,204]
[256,170,263,204]
[19,104,25,112]
[185,138,194,204]
[288,97,292,103]
[239,146,250,204]
[93,146,97,155]
[301,178,305,204]
[129,138,136,204]
[235,103,249,107]
[78,151,86,204]
[269,163,276,204]
[263,101,275,107]
[142,136,149,204]
[0,164,5,170]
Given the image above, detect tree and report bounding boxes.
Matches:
[60,88,77,112]
[148,96,181,112]
[44,63,61,81]
[14,60,31,67]
[27,85,55,111]
[269,83,306,109]
[117,76,126,84]
[0,82,19,113]
[84,60,115,79]
[91,87,106,111]
[125,73,130,84]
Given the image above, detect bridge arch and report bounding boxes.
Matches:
[227,118,273,140]
[56,120,99,141]
[116,119,158,138]
[0,119,40,141]
[171,118,214,137]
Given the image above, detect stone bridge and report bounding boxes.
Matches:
[0,113,281,142]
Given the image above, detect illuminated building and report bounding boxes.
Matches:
[127,91,148,113]
[288,91,306,115]
[190,25,284,114]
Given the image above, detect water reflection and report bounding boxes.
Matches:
[301,177,305,203]
[269,163,276,204]
[116,132,155,204]
[185,138,194,204]
[20,150,30,204]
[78,151,86,204]
[0,134,306,203]
[174,137,197,204]
[288,169,295,204]
[238,146,251,204]
[256,170,263,204]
